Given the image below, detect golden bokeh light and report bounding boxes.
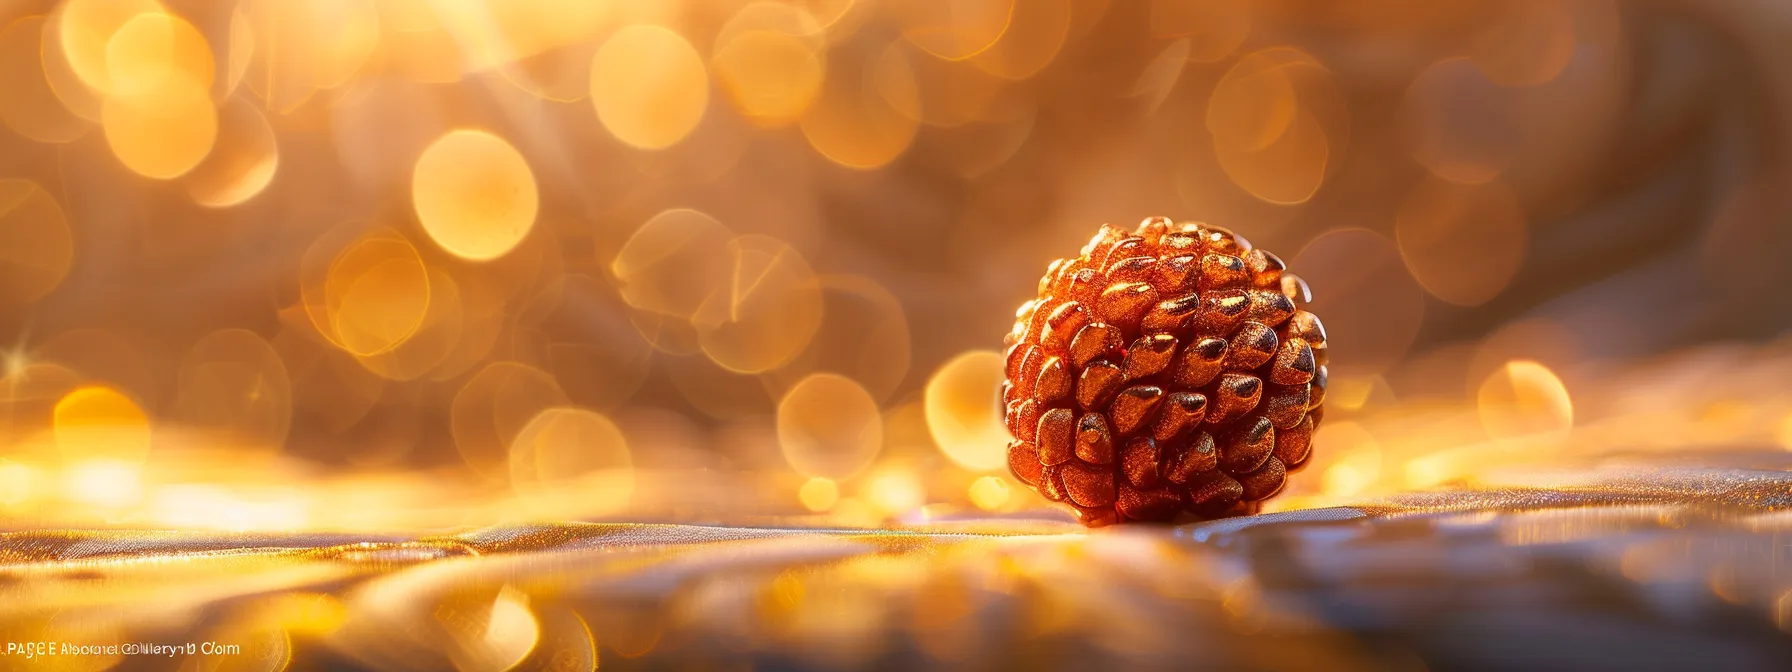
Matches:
[1149,0,1250,62]
[317,228,433,356]
[862,468,924,515]
[63,458,143,508]
[1316,423,1383,498]
[969,0,1071,79]
[185,97,279,207]
[588,24,708,150]
[777,373,882,479]
[1403,57,1516,185]
[1395,176,1528,306]
[412,129,540,262]
[104,9,214,97]
[612,208,734,322]
[41,3,105,121]
[894,0,1016,61]
[799,476,839,512]
[801,41,920,169]
[923,350,1008,472]
[1207,47,1345,204]
[451,362,569,482]
[764,274,912,403]
[692,235,825,374]
[0,460,39,507]
[0,179,76,304]
[0,16,88,143]
[101,72,218,179]
[174,329,293,447]
[240,0,381,112]
[508,407,634,515]
[1477,360,1574,446]
[355,267,467,381]
[967,475,1010,511]
[56,0,163,95]
[53,385,152,464]
[713,3,827,125]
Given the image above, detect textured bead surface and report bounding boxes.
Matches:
[1003,219,1329,526]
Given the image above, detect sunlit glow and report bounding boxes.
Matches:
[778,373,883,479]
[0,460,40,507]
[589,25,708,150]
[412,129,540,262]
[63,459,144,508]
[799,476,839,512]
[1477,359,1574,445]
[967,475,1010,511]
[923,350,1009,472]
[863,468,924,516]
[54,385,152,464]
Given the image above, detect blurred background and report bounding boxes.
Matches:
[2,0,1791,532]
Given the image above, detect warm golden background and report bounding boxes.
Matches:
[2,0,1790,532]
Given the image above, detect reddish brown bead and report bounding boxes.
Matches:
[1037,408,1075,466]
[1120,436,1161,489]
[1069,323,1123,370]
[1075,413,1115,464]
[1008,440,1042,486]
[1061,460,1116,508]
[1122,334,1178,380]
[1237,457,1287,501]
[1002,218,1327,525]
[1076,361,1124,410]
[1109,385,1165,435]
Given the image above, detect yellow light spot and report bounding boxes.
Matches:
[451,362,569,483]
[1148,0,1249,62]
[53,385,152,464]
[923,350,1009,472]
[0,179,76,304]
[320,229,432,356]
[801,41,919,169]
[412,129,539,262]
[864,468,923,515]
[174,328,293,447]
[471,586,540,672]
[777,373,882,479]
[1315,422,1381,498]
[799,476,839,512]
[1477,359,1573,445]
[101,72,217,179]
[104,10,214,97]
[185,98,279,208]
[56,0,163,94]
[63,459,143,508]
[1207,47,1342,205]
[967,475,1010,511]
[508,407,634,515]
[692,235,824,373]
[0,461,39,507]
[713,4,826,125]
[1396,176,1528,306]
[354,266,467,381]
[588,25,708,150]
[612,208,735,321]
[0,17,89,143]
[894,0,1016,61]
[240,0,381,112]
